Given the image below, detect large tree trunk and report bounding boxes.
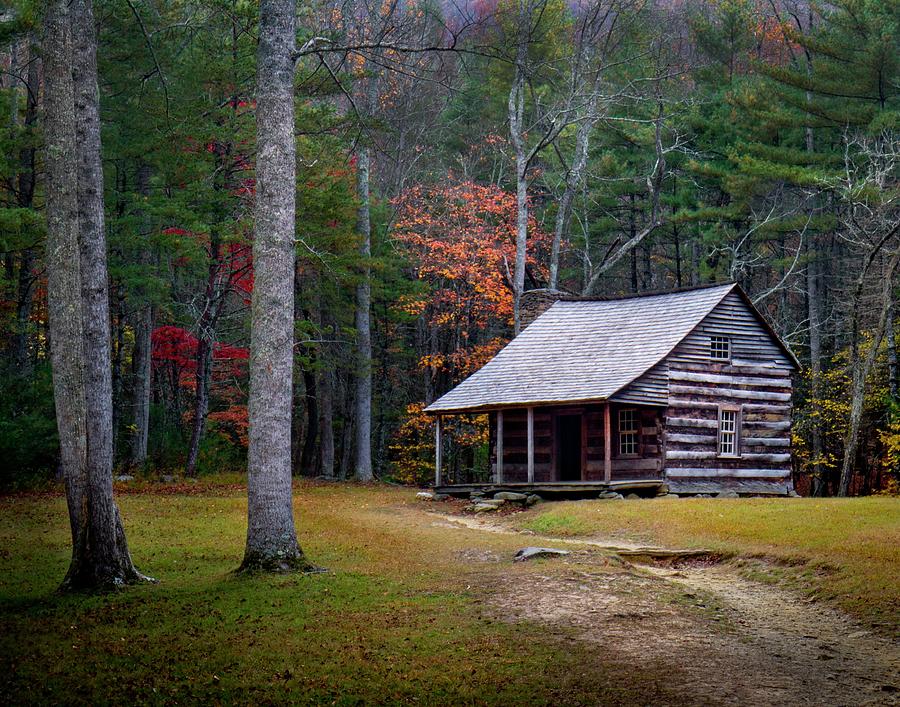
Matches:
[45,0,147,590]
[44,0,89,554]
[354,141,374,480]
[240,0,310,572]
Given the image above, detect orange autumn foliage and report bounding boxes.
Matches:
[392,177,552,374]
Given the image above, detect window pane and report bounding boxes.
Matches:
[711,336,730,360]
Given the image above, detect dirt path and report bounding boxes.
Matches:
[430,511,900,706]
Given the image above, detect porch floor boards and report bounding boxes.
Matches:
[434,479,665,499]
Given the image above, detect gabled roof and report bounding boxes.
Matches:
[425,282,798,414]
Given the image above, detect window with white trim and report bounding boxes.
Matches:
[619,409,639,456]
[718,408,740,457]
[710,335,731,361]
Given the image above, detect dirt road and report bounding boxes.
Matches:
[431,511,900,706]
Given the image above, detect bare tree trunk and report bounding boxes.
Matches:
[10,37,38,375]
[508,10,529,334]
[129,163,153,467]
[299,347,318,475]
[807,244,826,495]
[354,142,374,480]
[549,103,594,290]
[130,304,152,466]
[185,337,212,476]
[318,296,335,479]
[319,368,335,479]
[838,247,900,496]
[240,0,311,572]
[887,302,898,402]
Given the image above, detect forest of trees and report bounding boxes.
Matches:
[1,0,898,510]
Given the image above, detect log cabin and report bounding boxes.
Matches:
[425,282,800,496]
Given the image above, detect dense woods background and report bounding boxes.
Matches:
[1,0,897,496]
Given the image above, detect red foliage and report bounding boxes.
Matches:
[151,325,250,446]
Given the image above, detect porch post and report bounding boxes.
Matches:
[496,410,504,483]
[527,406,535,483]
[435,415,442,487]
[603,402,612,483]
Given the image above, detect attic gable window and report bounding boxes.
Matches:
[618,408,638,456]
[710,335,731,361]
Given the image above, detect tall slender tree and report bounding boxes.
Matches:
[240,0,311,571]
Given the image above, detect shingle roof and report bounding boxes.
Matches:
[425,283,744,413]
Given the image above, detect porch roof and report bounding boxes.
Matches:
[426,283,750,414]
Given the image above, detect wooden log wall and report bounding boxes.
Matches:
[662,291,795,494]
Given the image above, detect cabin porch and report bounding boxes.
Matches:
[432,401,665,491]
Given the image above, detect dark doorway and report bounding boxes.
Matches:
[557,414,582,481]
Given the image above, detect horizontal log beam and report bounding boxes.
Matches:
[666,450,791,462]
[669,361,790,377]
[665,467,791,479]
[670,384,792,403]
[669,370,792,389]
[666,417,719,429]
[669,399,791,414]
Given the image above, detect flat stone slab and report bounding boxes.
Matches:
[514,547,571,562]
[493,491,529,502]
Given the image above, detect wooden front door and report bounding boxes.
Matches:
[557,414,583,481]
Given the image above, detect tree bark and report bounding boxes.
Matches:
[838,247,900,496]
[354,142,374,480]
[44,0,89,554]
[317,296,335,479]
[319,367,335,479]
[549,99,594,290]
[129,163,153,467]
[10,37,38,375]
[240,0,310,572]
[508,5,529,333]
[185,336,212,476]
[45,0,147,590]
[807,243,826,495]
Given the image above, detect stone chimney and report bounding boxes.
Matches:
[520,288,565,331]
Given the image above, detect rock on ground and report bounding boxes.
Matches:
[514,547,571,562]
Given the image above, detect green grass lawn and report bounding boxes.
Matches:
[512,496,900,634]
[2,483,898,704]
[0,483,687,705]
